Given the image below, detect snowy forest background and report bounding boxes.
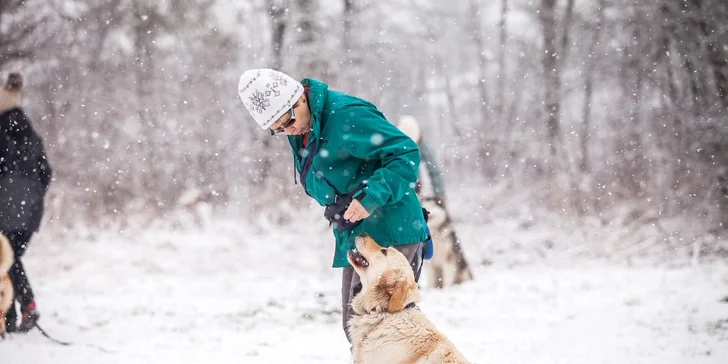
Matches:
[3,1,728,362]
[2,0,728,259]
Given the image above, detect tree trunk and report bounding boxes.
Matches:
[579,0,605,174]
[469,0,491,120]
[132,0,155,130]
[559,0,575,65]
[255,0,290,187]
[693,0,728,108]
[443,71,462,139]
[0,0,37,68]
[497,0,508,118]
[469,0,493,175]
[87,0,124,73]
[131,0,165,204]
[539,0,560,160]
[268,0,288,72]
[619,6,646,198]
[341,0,365,93]
[658,3,678,107]
[683,56,704,116]
[295,0,329,80]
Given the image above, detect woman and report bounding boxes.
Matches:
[0,72,53,333]
[238,69,429,345]
[396,115,448,209]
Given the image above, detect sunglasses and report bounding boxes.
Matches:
[269,106,296,136]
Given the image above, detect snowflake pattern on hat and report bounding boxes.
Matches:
[248,90,271,114]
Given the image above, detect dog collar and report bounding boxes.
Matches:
[363,302,419,315]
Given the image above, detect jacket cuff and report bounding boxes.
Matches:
[356,190,380,214]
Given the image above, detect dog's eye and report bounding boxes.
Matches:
[380,249,388,256]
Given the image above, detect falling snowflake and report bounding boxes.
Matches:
[248,90,270,114]
[370,133,384,146]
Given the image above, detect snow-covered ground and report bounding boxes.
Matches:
[1,206,727,364]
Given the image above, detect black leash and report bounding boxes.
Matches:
[34,323,113,353]
[35,323,72,346]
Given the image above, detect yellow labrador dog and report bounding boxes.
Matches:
[347,234,471,364]
[0,233,14,338]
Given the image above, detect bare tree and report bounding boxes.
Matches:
[468,0,496,175]
[579,0,606,174]
[468,0,491,124]
[341,0,364,93]
[250,0,292,188]
[293,0,330,79]
[538,0,561,160]
[131,0,156,130]
[268,0,289,72]
[0,0,46,68]
[1,0,724,237]
[497,0,508,119]
[559,0,575,62]
[693,0,728,109]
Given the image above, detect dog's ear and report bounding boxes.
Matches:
[380,270,409,312]
[388,279,409,312]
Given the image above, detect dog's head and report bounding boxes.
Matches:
[347,234,421,314]
[420,199,448,229]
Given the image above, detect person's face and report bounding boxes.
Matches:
[269,95,311,136]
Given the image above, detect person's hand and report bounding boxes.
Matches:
[344,199,371,222]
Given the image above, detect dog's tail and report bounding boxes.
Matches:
[0,234,14,273]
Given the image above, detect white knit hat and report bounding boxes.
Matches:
[397,115,422,144]
[238,69,304,129]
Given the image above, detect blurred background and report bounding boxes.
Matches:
[2,0,728,244]
[2,0,728,362]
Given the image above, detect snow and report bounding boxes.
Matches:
[1,210,727,363]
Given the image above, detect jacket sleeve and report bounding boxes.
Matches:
[0,114,11,176]
[37,146,53,192]
[331,101,421,214]
[5,110,53,191]
[419,140,446,198]
[20,111,53,191]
